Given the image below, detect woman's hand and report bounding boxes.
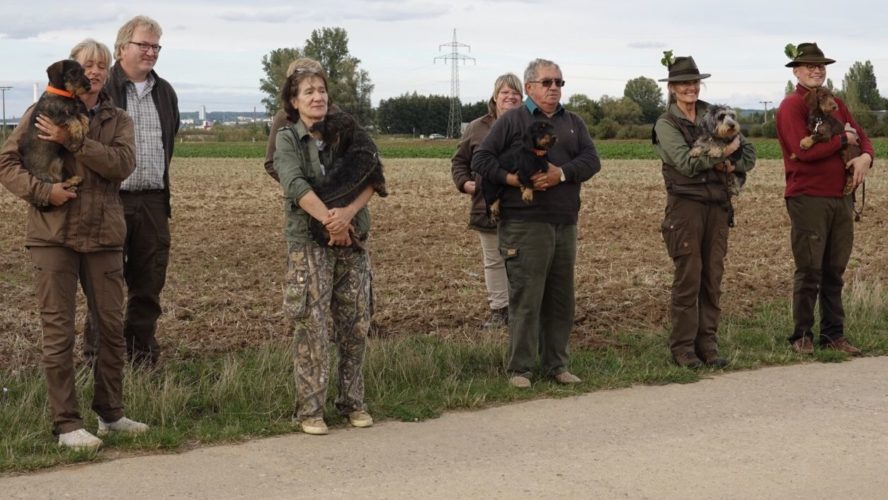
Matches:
[722,136,741,157]
[847,153,872,189]
[714,160,736,173]
[324,206,357,235]
[48,183,77,206]
[327,225,353,247]
[35,115,71,147]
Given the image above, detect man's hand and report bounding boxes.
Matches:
[847,153,872,189]
[531,164,563,191]
[462,180,476,195]
[845,122,860,146]
[48,183,77,206]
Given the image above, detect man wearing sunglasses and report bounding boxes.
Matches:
[776,42,873,356]
[473,58,600,388]
[84,15,180,366]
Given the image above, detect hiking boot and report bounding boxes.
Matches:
[482,307,508,330]
[553,371,582,384]
[822,337,862,356]
[348,411,374,428]
[699,351,729,369]
[58,429,103,451]
[790,337,815,355]
[299,418,329,435]
[509,374,532,389]
[673,352,703,369]
[97,416,149,437]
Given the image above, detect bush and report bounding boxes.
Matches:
[761,120,778,139]
[593,118,619,139]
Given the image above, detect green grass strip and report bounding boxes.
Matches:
[2,295,885,472]
[173,138,888,160]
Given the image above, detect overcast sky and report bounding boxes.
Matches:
[2,0,887,121]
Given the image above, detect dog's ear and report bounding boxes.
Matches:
[804,88,818,110]
[46,61,66,86]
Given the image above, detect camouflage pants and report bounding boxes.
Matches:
[285,242,372,421]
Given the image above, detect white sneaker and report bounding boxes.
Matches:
[97,416,149,436]
[58,429,103,451]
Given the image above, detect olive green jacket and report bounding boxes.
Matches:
[274,120,371,244]
[652,101,756,203]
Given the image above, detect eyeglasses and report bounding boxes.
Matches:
[128,41,162,54]
[803,64,825,71]
[529,78,566,88]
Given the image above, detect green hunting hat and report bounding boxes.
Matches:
[785,42,835,67]
[659,56,711,82]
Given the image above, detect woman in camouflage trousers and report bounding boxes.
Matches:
[272,61,380,435]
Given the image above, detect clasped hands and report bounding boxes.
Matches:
[506,163,563,191]
[324,206,356,246]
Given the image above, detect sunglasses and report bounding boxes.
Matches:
[530,78,566,88]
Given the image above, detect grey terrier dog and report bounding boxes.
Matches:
[689,104,741,196]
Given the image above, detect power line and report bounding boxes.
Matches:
[434,29,474,139]
[759,100,773,123]
[0,86,12,141]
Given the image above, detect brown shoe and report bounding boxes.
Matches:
[698,351,729,368]
[673,352,703,369]
[791,337,814,354]
[822,337,862,356]
[553,371,581,385]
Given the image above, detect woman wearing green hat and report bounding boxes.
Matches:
[652,54,756,369]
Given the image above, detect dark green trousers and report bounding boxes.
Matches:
[785,195,854,344]
[661,195,729,358]
[498,221,576,376]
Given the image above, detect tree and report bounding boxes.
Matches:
[260,27,374,125]
[260,48,302,116]
[623,76,664,124]
[598,95,643,125]
[564,94,602,126]
[461,100,488,123]
[377,93,451,135]
[842,61,882,110]
[785,80,795,95]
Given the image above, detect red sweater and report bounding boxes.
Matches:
[776,84,874,198]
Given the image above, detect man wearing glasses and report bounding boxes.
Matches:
[776,42,874,356]
[473,58,600,388]
[88,15,179,366]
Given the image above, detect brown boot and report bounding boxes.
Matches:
[822,336,862,356]
[673,352,703,369]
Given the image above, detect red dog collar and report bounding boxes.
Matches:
[530,148,547,157]
[45,85,75,99]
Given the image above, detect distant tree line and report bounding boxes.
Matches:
[260,28,888,138]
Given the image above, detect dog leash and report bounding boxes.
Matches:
[852,181,865,222]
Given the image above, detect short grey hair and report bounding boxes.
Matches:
[114,15,163,61]
[524,58,561,84]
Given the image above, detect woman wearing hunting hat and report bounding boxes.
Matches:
[651,53,756,369]
[776,42,874,356]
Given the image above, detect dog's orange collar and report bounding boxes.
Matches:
[45,85,75,99]
[530,148,547,157]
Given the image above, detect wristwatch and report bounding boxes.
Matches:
[559,169,566,183]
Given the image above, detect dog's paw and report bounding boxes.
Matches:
[520,186,534,204]
[799,136,814,150]
[688,146,704,157]
[63,176,83,191]
[708,146,724,158]
[490,199,501,221]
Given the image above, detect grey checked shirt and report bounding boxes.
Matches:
[120,74,166,191]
